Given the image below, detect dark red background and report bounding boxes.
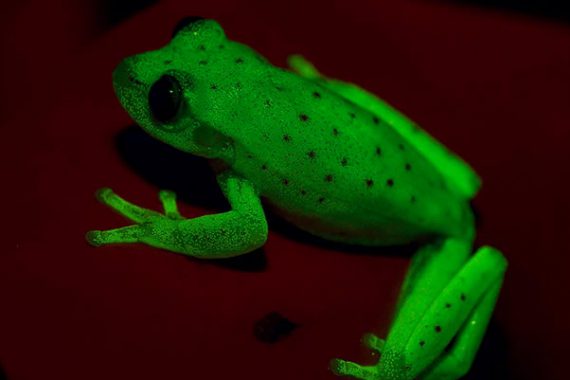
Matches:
[1,1,569,379]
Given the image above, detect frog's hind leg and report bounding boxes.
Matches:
[382,244,506,380]
[420,281,503,380]
[287,54,481,200]
[331,240,506,380]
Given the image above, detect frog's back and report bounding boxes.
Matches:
[226,65,472,246]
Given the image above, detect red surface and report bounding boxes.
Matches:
[1,1,569,379]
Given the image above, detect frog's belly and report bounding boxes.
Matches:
[265,191,473,247]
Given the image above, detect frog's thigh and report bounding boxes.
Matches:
[393,246,506,379]
[420,280,503,380]
[287,54,481,200]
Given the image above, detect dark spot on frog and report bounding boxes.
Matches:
[164,60,172,65]
[375,146,382,156]
[446,303,452,308]
[349,112,356,119]
[307,150,316,159]
[419,340,425,347]
[261,164,268,171]
[300,189,307,196]
[235,82,242,90]
[435,325,442,333]
[275,85,284,92]
[246,154,253,159]
[235,57,244,64]
[372,116,380,125]
[299,113,309,122]
[264,99,272,107]
[283,134,291,142]
[398,143,405,151]
[218,44,225,49]
[318,196,326,204]
[332,128,339,136]
[324,174,333,183]
[312,91,321,98]
[461,293,467,301]
[282,178,289,186]
[340,157,348,166]
[411,195,416,203]
[210,84,218,90]
[253,312,299,343]
[198,60,207,65]
[198,44,206,51]
[365,179,374,187]
[405,163,412,171]
[386,178,394,187]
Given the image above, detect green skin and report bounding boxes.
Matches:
[87,19,507,380]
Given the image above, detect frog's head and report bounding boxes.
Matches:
[112,17,236,159]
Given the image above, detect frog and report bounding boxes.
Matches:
[86,17,507,380]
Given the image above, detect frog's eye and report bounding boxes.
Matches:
[148,75,182,124]
[172,16,205,37]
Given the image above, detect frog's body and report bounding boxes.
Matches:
[88,18,507,380]
[227,66,473,247]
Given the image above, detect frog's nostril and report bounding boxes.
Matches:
[127,73,144,86]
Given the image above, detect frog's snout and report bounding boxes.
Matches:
[112,58,142,95]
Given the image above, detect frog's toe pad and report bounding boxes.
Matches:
[95,187,113,203]
[330,358,378,380]
[361,333,385,353]
[85,230,103,247]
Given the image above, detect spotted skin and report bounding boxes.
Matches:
[87,19,507,380]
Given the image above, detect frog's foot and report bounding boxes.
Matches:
[329,334,384,380]
[330,358,379,380]
[361,333,385,354]
[86,188,183,248]
[86,174,268,258]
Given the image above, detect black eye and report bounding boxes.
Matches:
[172,16,205,37]
[148,75,182,123]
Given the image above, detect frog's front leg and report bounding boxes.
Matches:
[331,239,507,380]
[86,172,268,258]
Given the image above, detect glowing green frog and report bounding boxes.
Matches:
[87,17,507,380]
